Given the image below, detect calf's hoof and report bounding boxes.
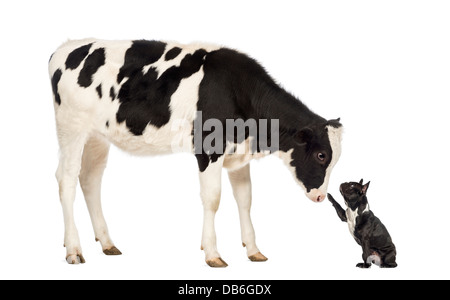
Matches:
[103,246,122,255]
[248,252,268,262]
[66,254,85,264]
[206,257,228,268]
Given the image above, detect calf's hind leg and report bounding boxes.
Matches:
[56,133,89,264]
[79,135,121,256]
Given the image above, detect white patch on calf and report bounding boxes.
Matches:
[94,42,219,155]
[275,125,342,202]
[167,66,207,153]
[316,125,343,195]
[223,137,270,170]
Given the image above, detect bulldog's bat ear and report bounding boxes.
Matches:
[359,179,364,185]
[361,181,370,195]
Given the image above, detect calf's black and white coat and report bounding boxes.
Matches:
[49,39,343,267]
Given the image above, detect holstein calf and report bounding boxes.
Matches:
[49,39,343,267]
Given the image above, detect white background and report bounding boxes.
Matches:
[1,0,449,280]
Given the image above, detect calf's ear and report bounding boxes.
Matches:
[294,127,314,146]
[326,118,342,128]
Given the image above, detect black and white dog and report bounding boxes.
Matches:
[327,180,397,268]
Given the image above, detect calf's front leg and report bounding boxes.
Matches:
[228,164,267,262]
[199,157,228,267]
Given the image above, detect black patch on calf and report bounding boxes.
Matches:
[117,40,166,84]
[165,47,182,61]
[78,48,106,87]
[65,43,93,70]
[110,86,116,101]
[326,118,342,129]
[51,69,63,105]
[106,121,109,128]
[116,46,207,135]
[195,48,282,171]
[289,125,332,192]
[194,47,338,182]
[96,84,102,98]
[195,153,211,173]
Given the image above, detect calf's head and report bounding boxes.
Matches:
[281,119,343,202]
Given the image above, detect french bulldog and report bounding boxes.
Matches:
[327,179,397,268]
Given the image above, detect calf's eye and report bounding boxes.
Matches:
[317,152,326,161]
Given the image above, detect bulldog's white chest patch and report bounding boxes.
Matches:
[346,205,369,238]
[346,208,359,238]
